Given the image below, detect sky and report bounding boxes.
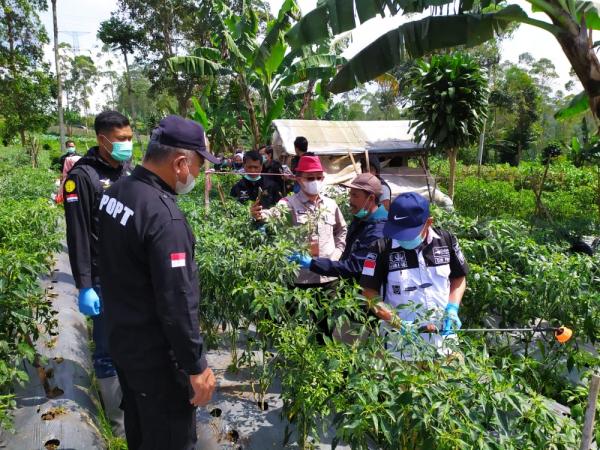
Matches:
[39,0,576,113]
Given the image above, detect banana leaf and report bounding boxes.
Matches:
[554,91,589,120]
[327,5,527,93]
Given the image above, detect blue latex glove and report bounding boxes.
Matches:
[441,303,461,336]
[78,288,101,316]
[287,252,312,268]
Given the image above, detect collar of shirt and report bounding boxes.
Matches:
[366,204,388,222]
[132,165,177,196]
[425,227,441,245]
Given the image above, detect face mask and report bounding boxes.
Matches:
[67,147,76,154]
[301,179,322,196]
[244,174,261,182]
[262,155,267,163]
[102,135,132,162]
[175,160,196,195]
[353,196,372,219]
[396,233,424,250]
[233,162,243,170]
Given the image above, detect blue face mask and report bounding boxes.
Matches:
[262,155,267,163]
[354,209,369,219]
[353,196,372,220]
[396,233,424,250]
[244,174,261,182]
[67,146,76,154]
[102,135,132,162]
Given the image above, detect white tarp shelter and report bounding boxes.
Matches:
[271,119,424,156]
[271,120,453,209]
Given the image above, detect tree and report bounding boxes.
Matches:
[169,0,344,149]
[51,0,65,151]
[285,0,600,127]
[97,15,143,120]
[408,54,489,199]
[116,0,222,115]
[63,55,99,128]
[491,64,542,165]
[0,0,54,146]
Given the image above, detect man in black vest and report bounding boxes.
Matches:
[230,150,282,208]
[63,110,133,434]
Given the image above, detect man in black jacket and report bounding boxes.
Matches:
[230,150,282,208]
[98,115,217,449]
[63,110,132,433]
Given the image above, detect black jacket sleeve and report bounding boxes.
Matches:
[63,170,95,289]
[310,238,372,280]
[147,217,206,375]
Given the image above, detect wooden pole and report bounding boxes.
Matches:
[580,373,600,450]
[365,149,370,172]
[204,171,211,211]
[348,151,359,175]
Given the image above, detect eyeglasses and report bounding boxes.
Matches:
[301,176,324,182]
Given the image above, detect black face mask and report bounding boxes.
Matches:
[233,163,243,170]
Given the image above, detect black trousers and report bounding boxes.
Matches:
[116,365,196,450]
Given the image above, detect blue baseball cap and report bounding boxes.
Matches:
[383,192,430,240]
[151,115,220,163]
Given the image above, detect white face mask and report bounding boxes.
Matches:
[302,179,323,196]
[175,159,196,194]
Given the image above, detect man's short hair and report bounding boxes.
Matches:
[265,146,274,157]
[243,150,262,164]
[65,140,75,146]
[294,136,308,153]
[144,140,196,164]
[361,154,381,175]
[94,111,130,135]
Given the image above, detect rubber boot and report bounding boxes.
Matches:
[98,375,125,438]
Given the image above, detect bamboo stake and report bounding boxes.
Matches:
[216,181,226,206]
[365,149,370,172]
[580,373,600,450]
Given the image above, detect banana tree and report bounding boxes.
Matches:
[285,0,600,123]
[169,0,344,149]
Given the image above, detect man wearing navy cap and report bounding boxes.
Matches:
[359,192,468,357]
[98,115,218,449]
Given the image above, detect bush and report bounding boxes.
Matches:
[453,178,535,220]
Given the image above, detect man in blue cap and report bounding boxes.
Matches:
[98,115,218,449]
[359,192,468,356]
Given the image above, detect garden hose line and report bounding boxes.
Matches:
[413,324,573,344]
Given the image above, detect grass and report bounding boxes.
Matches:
[90,375,128,450]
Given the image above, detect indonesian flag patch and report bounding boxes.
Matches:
[66,194,79,203]
[362,258,376,276]
[170,252,186,268]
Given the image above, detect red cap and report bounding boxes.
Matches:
[296,155,323,173]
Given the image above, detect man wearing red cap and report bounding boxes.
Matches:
[251,155,347,287]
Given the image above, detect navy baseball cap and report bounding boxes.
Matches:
[383,192,430,240]
[151,115,220,164]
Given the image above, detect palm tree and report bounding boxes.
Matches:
[285,0,600,122]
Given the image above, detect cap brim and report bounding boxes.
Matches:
[383,221,424,241]
[340,181,380,196]
[198,149,221,164]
